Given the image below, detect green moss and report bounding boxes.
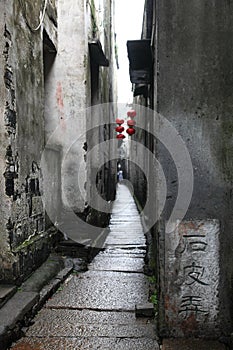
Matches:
[148,275,157,284]
[148,275,158,311]
[13,232,47,253]
[89,0,98,38]
[150,291,158,307]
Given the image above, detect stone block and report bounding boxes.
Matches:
[0,285,17,307]
[135,303,154,317]
[161,219,220,337]
[0,291,39,330]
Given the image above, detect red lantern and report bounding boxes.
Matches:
[126,128,135,135]
[116,126,124,133]
[117,133,125,139]
[127,110,136,118]
[127,119,136,127]
[115,118,124,125]
[115,118,125,139]
[126,109,136,136]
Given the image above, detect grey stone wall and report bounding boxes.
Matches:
[155,0,233,337]
[128,0,233,338]
[0,0,117,283]
[43,0,117,225]
[0,0,57,283]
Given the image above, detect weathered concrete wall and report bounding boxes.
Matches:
[85,0,117,225]
[155,0,233,337]
[44,0,88,214]
[0,0,58,283]
[0,1,16,282]
[44,0,117,226]
[0,0,117,283]
[128,0,233,338]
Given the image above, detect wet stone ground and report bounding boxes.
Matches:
[10,184,159,350]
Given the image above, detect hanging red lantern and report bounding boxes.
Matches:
[126,128,135,135]
[126,110,136,136]
[116,126,124,133]
[115,118,124,125]
[127,119,136,127]
[117,133,125,139]
[115,118,125,139]
[127,109,136,118]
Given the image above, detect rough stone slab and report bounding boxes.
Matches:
[100,248,146,258]
[46,271,149,311]
[105,238,146,245]
[25,309,156,340]
[0,291,39,329]
[26,323,155,339]
[21,255,64,292]
[0,285,17,306]
[38,279,63,308]
[27,308,148,327]
[162,339,226,350]
[25,308,155,338]
[56,266,73,280]
[38,266,73,304]
[105,244,146,250]
[135,303,154,318]
[11,336,160,350]
[163,219,220,337]
[9,184,159,350]
[89,256,144,273]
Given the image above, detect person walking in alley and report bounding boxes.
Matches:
[118,169,123,183]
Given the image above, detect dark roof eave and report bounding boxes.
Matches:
[89,40,109,67]
[127,39,153,84]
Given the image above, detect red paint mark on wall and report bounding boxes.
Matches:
[56,81,64,110]
[56,81,66,130]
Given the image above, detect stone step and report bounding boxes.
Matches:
[0,285,17,308]
[55,240,91,259]
[89,256,145,273]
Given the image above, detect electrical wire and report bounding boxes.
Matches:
[19,0,48,32]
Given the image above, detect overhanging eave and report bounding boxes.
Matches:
[89,40,109,67]
[127,39,153,84]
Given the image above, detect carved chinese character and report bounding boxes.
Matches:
[179,295,208,318]
[177,235,207,254]
[184,262,209,286]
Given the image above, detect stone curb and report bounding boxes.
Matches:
[0,260,73,350]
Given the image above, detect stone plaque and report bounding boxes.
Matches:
[162,220,220,337]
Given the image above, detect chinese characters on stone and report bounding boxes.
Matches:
[179,234,209,318]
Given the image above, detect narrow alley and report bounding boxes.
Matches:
[1,0,233,349]
[10,184,159,350]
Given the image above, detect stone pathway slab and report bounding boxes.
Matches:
[89,256,144,272]
[11,336,159,350]
[46,270,149,310]
[10,184,159,350]
[25,308,155,338]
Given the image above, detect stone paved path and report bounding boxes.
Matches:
[10,184,159,350]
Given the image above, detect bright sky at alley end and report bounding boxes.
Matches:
[115,0,145,104]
